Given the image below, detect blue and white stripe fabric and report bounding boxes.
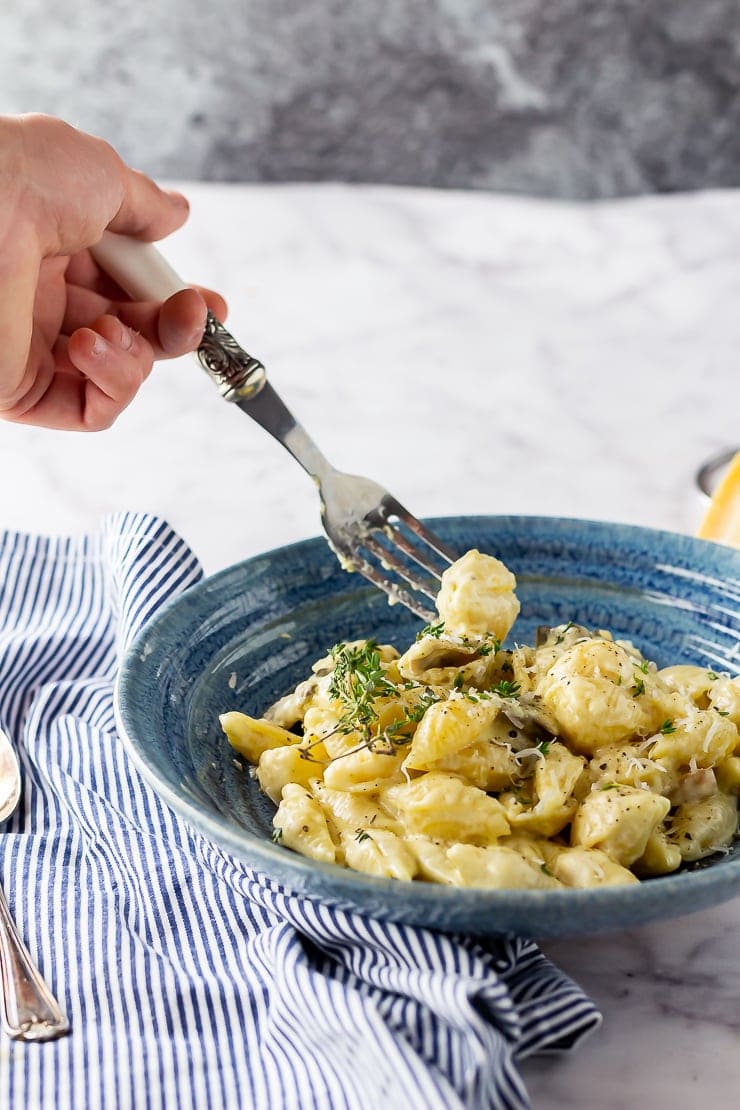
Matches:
[0,512,600,1109]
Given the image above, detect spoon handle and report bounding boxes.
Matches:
[0,882,69,1041]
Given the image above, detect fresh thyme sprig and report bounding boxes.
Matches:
[300,642,442,764]
[328,641,397,739]
[384,688,440,745]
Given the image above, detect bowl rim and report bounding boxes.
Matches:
[114,514,740,924]
[147,512,740,609]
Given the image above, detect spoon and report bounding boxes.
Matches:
[0,726,69,1040]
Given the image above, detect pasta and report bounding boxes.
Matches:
[221,549,739,890]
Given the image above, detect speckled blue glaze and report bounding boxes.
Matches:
[115,516,740,938]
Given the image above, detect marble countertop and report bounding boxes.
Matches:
[2,182,739,1107]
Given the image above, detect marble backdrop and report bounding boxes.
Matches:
[2,0,739,197]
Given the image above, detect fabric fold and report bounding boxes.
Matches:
[0,512,600,1110]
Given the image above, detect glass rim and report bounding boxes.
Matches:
[695,446,738,499]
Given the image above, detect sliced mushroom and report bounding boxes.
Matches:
[264,674,320,729]
[396,635,497,688]
[499,692,560,745]
[400,637,487,676]
[670,767,718,806]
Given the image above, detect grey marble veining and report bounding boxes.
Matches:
[2,1,740,197]
[525,898,740,1107]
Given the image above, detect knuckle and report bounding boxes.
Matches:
[91,132,119,167]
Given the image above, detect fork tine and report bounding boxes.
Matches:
[349,552,437,622]
[361,534,439,602]
[375,524,446,581]
[380,498,458,564]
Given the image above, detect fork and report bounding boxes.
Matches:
[91,233,457,621]
[0,727,69,1040]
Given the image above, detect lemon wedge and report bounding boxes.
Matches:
[698,449,740,547]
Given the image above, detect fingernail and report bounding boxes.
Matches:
[91,334,112,358]
[113,319,134,351]
[191,310,207,339]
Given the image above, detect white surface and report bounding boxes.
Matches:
[2,183,739,1107]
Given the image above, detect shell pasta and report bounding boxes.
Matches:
[221,549,739,889]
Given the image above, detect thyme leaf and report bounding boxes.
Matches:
[328,641,397,738]
[384,688,440,745]
[491,680,521,698]
[417,620,445,641]
[554,621,574,646]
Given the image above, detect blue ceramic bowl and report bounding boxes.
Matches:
[115,516,740,937]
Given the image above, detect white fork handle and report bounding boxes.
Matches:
[90,231,188,302]
[90,232,266,402]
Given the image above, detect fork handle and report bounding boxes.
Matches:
[0,881,69,1041]
[91,232,337,481]
[90,232,266,402]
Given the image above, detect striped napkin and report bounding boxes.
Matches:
[0,512,600,1110]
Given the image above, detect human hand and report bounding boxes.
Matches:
[0,114,227,431]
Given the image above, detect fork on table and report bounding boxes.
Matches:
[91,233,457,622]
